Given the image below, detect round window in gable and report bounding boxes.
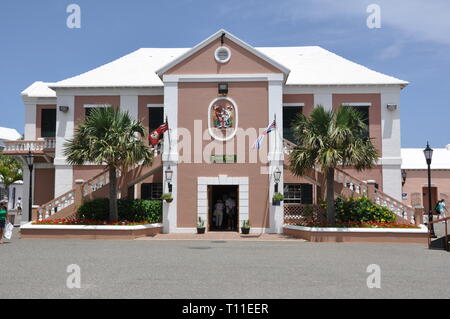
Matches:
[214,47,231,64]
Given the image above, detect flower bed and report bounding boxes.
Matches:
[33,218,148,226]
[283,224,428,244]
[21,220,163,240]
[296,221,419,229]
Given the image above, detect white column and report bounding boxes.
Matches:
[268,78,284,233]
[120,95,139,120]
[381,87,402,200]
[21,163,30,224]
[54,94,75,197]
[162,80,179,233]
[23,98,37,140]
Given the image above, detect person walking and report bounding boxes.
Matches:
[435,199,447,219]
[0,202,9,244]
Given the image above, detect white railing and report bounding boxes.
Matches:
[373,189,415,224]
[334,168,368,195]
[44,138,56,149]
[3,138,56,153]
[4,140,45,152]
[38,190,75,221]
[82,169,123,197]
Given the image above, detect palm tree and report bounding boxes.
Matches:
[64,107,153,222]
[288,105,378,226]
[0,153,23,207]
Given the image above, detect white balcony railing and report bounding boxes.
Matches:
[3,138,55,153]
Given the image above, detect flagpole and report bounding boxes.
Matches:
[166,116,171,162]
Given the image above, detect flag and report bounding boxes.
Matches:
[148,121,169,146]
[253,120,277,149]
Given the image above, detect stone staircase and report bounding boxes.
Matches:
[34,155,162,221]
[282,139,417,225]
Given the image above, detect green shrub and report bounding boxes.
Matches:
[334,196,396,223]
[77,198,162,223]
[77,198,109,221]
[272,192,284,202]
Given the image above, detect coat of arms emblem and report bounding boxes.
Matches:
[213,103,233,129]
[208,97,238,141]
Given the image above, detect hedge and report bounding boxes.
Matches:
[77,198,162,223]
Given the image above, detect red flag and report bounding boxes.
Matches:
[148,122,168,146]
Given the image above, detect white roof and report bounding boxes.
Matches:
[22,81,56,98]
[402,146,450,170]
[0,127,21,141]
[48,44,408,89]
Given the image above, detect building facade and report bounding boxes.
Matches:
[401,145,450,214]
[5,30,408,232]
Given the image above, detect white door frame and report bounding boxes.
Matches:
[198,175,249,232]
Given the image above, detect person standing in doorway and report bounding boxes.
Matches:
[225,195,236,231]
[0,202,9,244]
[214,200,224,229]
[16,197,22,216]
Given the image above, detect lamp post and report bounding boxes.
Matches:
[165,166,173,193]
[25,150,34,222]
[423,142,436,238]
[401,169,407,187]
[273,167,281,193]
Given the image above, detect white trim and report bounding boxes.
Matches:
[197,176,249,233]
[283,103,305,107]
[163,73,284,83]
[147,104,164,108]
[51,87,164,96]
[21,222,163,231]
[214,46,231,64]
[156,29,290,77]
[283,224,428,234]
[173,228,197,233]
[207,97,239,142]
[83,104,112,108]
[341,102,372,107]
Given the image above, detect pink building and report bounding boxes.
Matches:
[4,30,411,232]
[402,145,450,214]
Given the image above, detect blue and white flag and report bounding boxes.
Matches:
[253,120,277,149]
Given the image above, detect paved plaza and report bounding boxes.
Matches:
[0,227,448,299]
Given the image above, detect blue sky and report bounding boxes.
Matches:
[0,0,449,148]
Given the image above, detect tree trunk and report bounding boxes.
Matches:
[326,167,336,226]
[108,166,119,222]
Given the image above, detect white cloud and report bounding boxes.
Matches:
[379,42,404,60]
[223,0,450,45]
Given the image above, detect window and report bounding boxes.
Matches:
[149,107,164,132]
[283,105,303,142]
[41,109,56,137]
[141,183,163,200]
[85,107,93,118]
[84,104,112,118]
[283,183,313,204]
[344,105,370,139]
[214,47,231,63]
